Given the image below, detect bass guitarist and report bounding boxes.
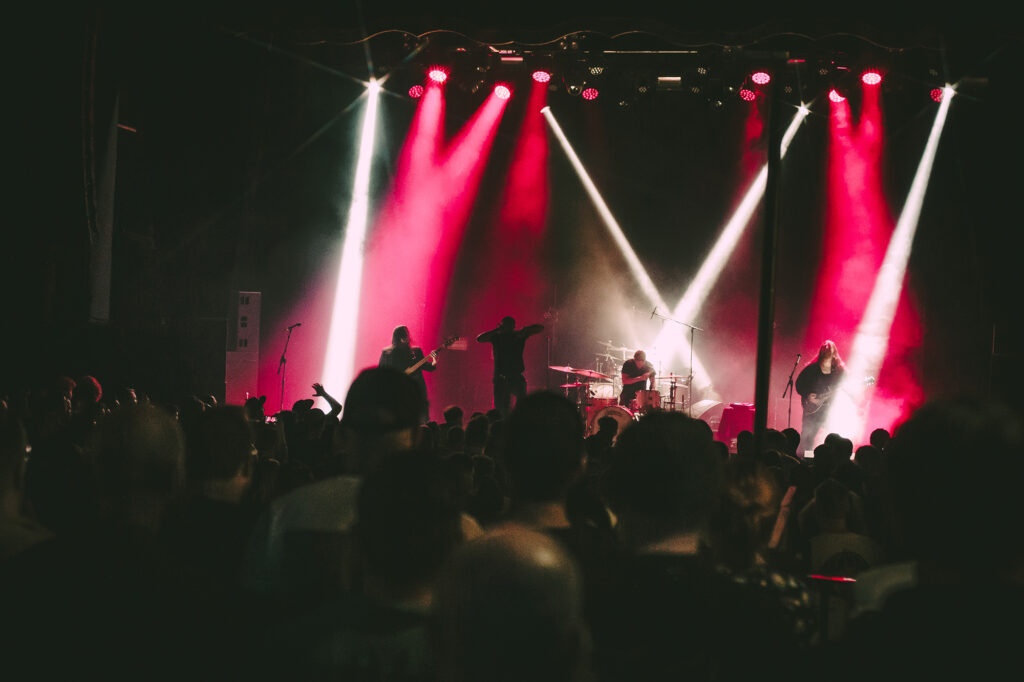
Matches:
[379,325,436,423]
[795,339,846,446]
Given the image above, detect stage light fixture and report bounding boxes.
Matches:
[828,88,846,103]
[739,87,756,102]
[751,71,771,85]
[427,67,449,84]
[408,84,424,99]
[581,87,599,101]
[930,87,944,102]
[532,70,552,83]
[494,84,512,100]
[861,70,883,86]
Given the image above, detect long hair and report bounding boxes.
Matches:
[390,325,410,349]
[817,339,845,370]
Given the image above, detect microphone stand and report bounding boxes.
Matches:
[651,308,703,417]
[278,325,298,414]
[781,354,801,428]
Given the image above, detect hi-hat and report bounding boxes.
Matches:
[549,365,576,373]
[658,373,691,381]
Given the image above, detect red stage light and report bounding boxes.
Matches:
[930,87,944,102]
[751,71,771,85]
[408,84,425,99]
[427,68,449,84]
[532,70,551,83]
[739,88,756,102]
[581,87,599,100]
[828,88,846,103]
[861,70,883,86]
[494,84,512,100]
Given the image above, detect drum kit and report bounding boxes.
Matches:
[550,340,692,437]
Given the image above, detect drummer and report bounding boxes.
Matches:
[620,350,656,407]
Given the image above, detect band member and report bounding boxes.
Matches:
[795,339,846,445]
[379,325,435,423]
[620,350,656,407]
[476,316,544,416]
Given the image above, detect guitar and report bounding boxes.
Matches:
[802,376,876,414]
[405,336,460,375]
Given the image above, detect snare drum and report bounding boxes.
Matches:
[589,397,618,409]
[634,389,661,413]
[586,404,637,441]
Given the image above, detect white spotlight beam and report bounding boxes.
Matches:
[824,88,954,439]
[322,80,382,399]
[653,106,810,378]
[542,106,669,313]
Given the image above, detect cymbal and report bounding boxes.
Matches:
[548,365,576,373]
[658,374,691,381]
[574,368,611,380]
[560,382,589,388]
[597,340,630,352]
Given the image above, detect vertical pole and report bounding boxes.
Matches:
[753,73,784,456]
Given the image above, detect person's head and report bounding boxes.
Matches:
[92,404,185,528]
[782,427,801,457]
[708,457,781,569]
[886,398,1024,578]
[391,325,411,347]
[596,415,619,436]
[443,405,464,428]
[869,427,891,451]
[433,524,587,682]
[499,316,515,332]
[340,367,425,469]
[817,339,844,368]
[185,406,255,485]
[633,350,646,363]
[503,392,584,504]
[73,375,103,412]
[355,449,464,601]
[243,395,266,423]
[606,411,719,547]
[464,414,489,449]
[853,444,884,477]
[736,429,754,457]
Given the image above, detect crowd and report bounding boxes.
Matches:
[1,367,1022,680]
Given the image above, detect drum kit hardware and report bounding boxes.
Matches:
[551,346,692,436]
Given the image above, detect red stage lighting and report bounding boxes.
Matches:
[930,87,944,102]
[532,70,552,83]
[828,88,846,103]
[861,70,883,86]
[494,84,512,100]
[739,88,756,102]
[581,87,599,101]
[428,68,449,84]
[751,71,771,85]
[408,84,425,99]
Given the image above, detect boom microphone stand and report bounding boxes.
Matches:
[781,353,801,428]
[278,323,301,414]
[651,307,703,416]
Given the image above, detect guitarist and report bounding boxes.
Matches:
[379,325,436,423]
[795,339,846,446]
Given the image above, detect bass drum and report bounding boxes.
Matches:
[585,404,638,441]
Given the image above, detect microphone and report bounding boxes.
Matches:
[287,323,302,330]
[650,306,657,320]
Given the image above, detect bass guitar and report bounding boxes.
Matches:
[405,336,460,375]
[802,376,876,415]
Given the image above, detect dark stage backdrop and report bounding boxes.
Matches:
[7,10,1022,427]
